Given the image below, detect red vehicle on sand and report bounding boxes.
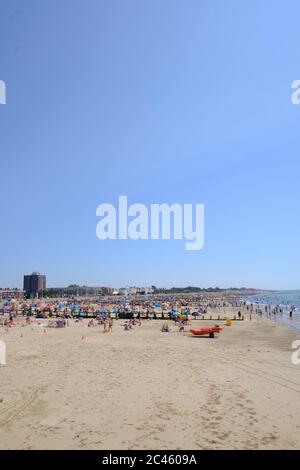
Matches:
[190,324,222,338]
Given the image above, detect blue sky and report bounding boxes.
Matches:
[1,0,300,289]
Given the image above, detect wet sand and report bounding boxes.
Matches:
[0,315,300,449]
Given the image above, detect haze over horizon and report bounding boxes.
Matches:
[2,276,299,293]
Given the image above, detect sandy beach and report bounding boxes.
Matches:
[0,314,300,450]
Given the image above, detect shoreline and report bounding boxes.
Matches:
[243,296,300,335]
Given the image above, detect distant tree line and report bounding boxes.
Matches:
[151,286,258,294]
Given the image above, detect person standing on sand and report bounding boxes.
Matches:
[107,317,113,333]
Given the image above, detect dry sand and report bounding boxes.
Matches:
[0,314,300,450]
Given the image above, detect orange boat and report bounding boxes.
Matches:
[190,324,222,338]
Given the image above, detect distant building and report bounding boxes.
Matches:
[115,286,154,296]
[42,286,112,297]
[0,288,25,300]
[23,272,46,297]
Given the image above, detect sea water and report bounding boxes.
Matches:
[246,290,300,334]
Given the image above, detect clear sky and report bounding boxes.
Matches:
[1,0,300,289]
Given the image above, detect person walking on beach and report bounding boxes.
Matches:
[107,317,113,333]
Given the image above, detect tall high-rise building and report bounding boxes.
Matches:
[23,272,46,297]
